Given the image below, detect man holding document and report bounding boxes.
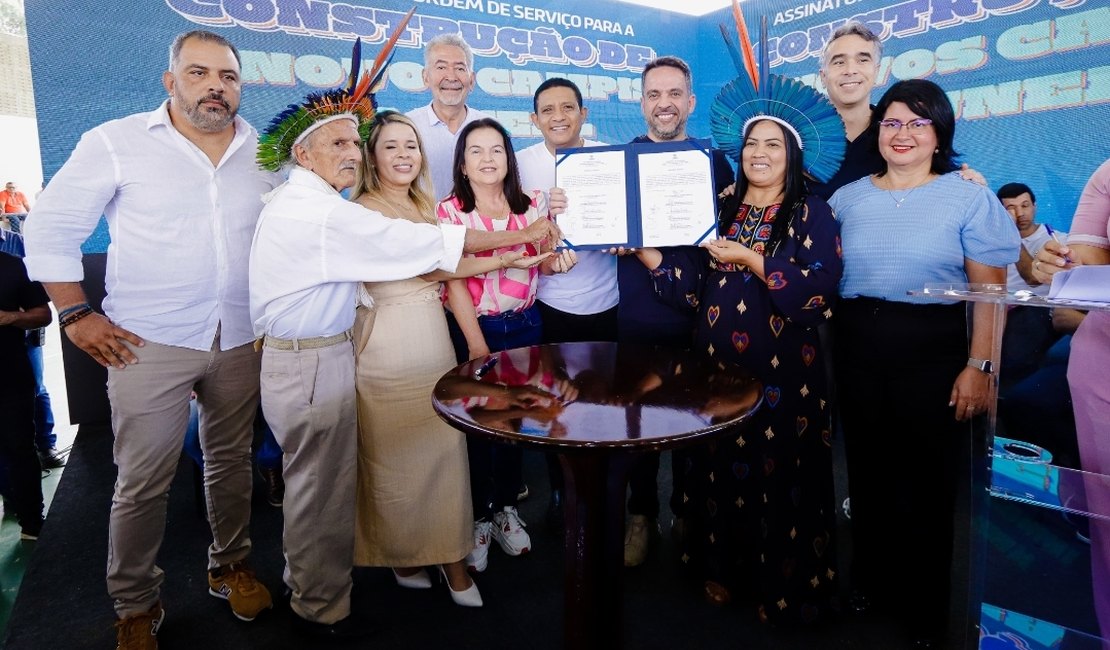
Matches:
[619,56,734,567]
[518,78,618,344]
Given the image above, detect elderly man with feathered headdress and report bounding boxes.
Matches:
[247,16,481,638]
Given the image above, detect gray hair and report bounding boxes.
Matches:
[424,33,474,71]
[820,22,881,70]
[642,56,692,93]
[168,30,241,71]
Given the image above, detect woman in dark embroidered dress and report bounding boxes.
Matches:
[631,118,842,626]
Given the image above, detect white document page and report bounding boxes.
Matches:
[637,148,716,247]
[556,149,629,247]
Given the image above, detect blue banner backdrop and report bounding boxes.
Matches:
[25,0,1110,251]
[25,0,701,252]
[700,0,1110,232]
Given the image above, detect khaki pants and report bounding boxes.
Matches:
[261,339,357,624]
[106,335,260,617]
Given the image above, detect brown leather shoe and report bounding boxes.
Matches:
[115,602,164,650]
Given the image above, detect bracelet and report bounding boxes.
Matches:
[59,307,94,329]
[499,254,506,269]
[58,302,91,320]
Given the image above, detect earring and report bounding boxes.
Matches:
[935,148,939,154]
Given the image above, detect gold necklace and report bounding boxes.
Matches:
[877,174,931,209]
[376,192,418,221]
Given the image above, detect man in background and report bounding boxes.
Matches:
[406,34,491,201]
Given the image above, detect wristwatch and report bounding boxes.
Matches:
[967,357,994,374]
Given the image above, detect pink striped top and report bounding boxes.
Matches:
[436,190,548,316]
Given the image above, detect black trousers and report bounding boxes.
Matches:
[538,302,619,496]
[0,353,43,530]
[834,297,968,628]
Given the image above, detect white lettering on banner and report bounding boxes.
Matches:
[774,0,863,26]
[951,65,1110,119]
[763,1,1104,67]
[241,50,643,102]
[166,0,644,66]
[414,0,485,10]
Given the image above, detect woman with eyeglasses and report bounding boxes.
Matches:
[828,79,1019,649]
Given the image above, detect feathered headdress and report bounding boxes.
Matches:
[257,7,416,172]
[710,1,845,183]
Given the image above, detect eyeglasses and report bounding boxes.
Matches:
[878,118,933,133]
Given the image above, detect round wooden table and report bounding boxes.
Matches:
[433,342,762,650]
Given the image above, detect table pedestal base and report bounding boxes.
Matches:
[558,451,637,650]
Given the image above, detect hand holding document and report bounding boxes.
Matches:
[1048,265,1110,302]
[555,139,718,250]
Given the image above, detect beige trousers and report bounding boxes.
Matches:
[106,334,260,617]
[261,339,357,625]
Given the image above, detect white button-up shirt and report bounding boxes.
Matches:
[24,101,280,351]
[249,167,465,340]
[517,139,619,315]
[406,103,491,202]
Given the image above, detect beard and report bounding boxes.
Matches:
[648,114,686,141]
[179,93,236,133]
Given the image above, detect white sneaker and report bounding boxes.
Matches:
[492,506,531,556]
[466,520,493,572]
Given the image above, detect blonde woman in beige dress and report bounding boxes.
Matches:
[349,111,548,607]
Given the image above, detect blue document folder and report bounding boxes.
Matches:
[555,138,718,250]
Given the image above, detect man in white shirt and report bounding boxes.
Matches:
[406,34,491,201]
[517,78,619,343]
[251,109,507,637]
[996,182,1068,386]
[998,183,1065,295]
[24,31,277,648]
[517,78,619,534]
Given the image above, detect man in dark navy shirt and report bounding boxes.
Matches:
[808,23,885,200]
[0,251,51,540]
[618,55,735,567]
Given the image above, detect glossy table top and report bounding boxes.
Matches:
[432,342,763,452]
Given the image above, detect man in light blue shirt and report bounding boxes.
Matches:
[406,34,491,202]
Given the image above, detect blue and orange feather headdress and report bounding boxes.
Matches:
[711,1,845,183]
[257,7,416,172]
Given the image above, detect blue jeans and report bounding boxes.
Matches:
[446,304,543,518]
[27,342,56,451]
[183,399,282,470]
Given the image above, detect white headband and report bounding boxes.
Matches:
[293,113,360,146]
[741,115,804,150]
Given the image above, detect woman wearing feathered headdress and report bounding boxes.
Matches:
[627,6,845,627]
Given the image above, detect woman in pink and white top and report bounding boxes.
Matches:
[437,117,576,574]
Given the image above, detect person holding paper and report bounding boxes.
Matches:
[1031,157,1110,644]
[518,78,618,344]
[618,55,735,568]
[517,78,617,532]
[631,110,843,623]
[348,111,548,608]
[829,79,1018,648]
[438,118,575,575]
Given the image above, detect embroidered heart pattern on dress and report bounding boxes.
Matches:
[801,344,816,366]
[732,331,750,354]
[765,386,781,408]
[707,304,720,327]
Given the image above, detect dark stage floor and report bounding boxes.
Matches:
[2,421,1043,650]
